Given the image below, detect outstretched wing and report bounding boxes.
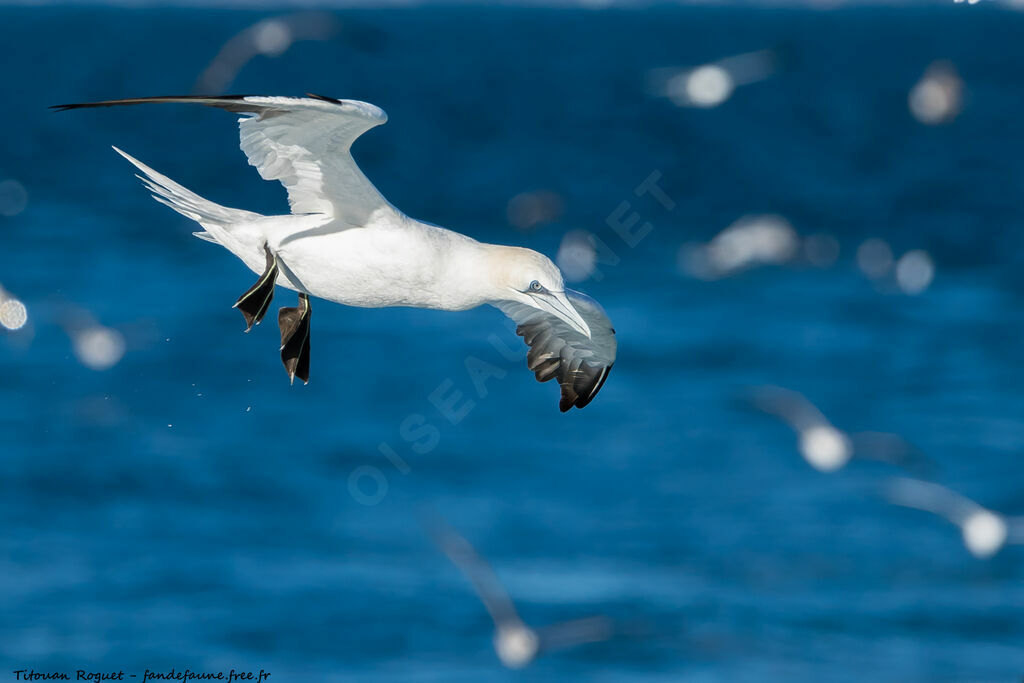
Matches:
[424,515,523,629]
[52,94,397,227]
[536,616,613,655]
[849,431,935,476]
[497,289,616,412]
[746,385,830,432]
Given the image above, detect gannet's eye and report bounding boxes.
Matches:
[529,280,543,292]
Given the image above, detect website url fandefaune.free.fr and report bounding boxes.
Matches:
[12,670,271,683]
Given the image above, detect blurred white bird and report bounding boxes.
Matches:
[885,477,1022,559]
[426,517,612,669]
[678,214,799,280]
[747,386,931,474]
[193,13,341,94]
[55,95,616,410]
[648,49,776,109]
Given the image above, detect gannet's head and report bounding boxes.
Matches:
[491,247,591,338]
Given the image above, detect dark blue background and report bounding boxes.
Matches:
[1,4,1023,681]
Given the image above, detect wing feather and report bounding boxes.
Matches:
[53,94,397,227]
[497,289,616,412]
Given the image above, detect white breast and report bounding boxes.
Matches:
[239,214,488,311]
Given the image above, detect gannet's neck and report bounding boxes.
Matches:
[435,240,530,311]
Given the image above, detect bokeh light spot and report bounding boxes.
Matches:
[254,19,293,57]
[73,326,126,371]
[556,230,597,282]
[0,180,28,217]
[856,238,894,280]
[909,61,963,125]
[896,249,935,295]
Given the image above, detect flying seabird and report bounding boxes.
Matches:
[54,95,616,411]
[745,385,932,474]
[426,516,612,668]
[884,477,1022,559]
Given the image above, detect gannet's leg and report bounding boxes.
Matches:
[278,293,311,385]
[233,243,278,332]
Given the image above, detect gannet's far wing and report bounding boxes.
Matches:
[52,94,396,227]
[497,289,616,412]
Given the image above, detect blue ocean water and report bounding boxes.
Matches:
[2,4,1024,681]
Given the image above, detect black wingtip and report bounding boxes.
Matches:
[557,362,614,413]
[305,92,343,104]
[575,363,614,410]
[50,94,253,113]
[50,99,146,112]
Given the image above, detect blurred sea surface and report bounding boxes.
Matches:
[1,4,1023,681]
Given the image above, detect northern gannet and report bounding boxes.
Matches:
[426,515,612,668]
[54,95,616,411]
[745,386,931,474]
[884,477,1023,559]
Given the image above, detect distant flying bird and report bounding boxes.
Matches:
[54,95,616,411]
[193,14,340,94]
[192,13,385,95]
[746,386,932,474]
[426,516,612,669]
[884,477,1022,559]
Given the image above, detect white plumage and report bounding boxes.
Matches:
[56,94,616,410]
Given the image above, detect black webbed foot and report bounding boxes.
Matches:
[278,293,311,385]
[233,244,278,332]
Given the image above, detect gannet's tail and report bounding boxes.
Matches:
[112,146,261,243]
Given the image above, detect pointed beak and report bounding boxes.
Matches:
[529,290,591,338]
